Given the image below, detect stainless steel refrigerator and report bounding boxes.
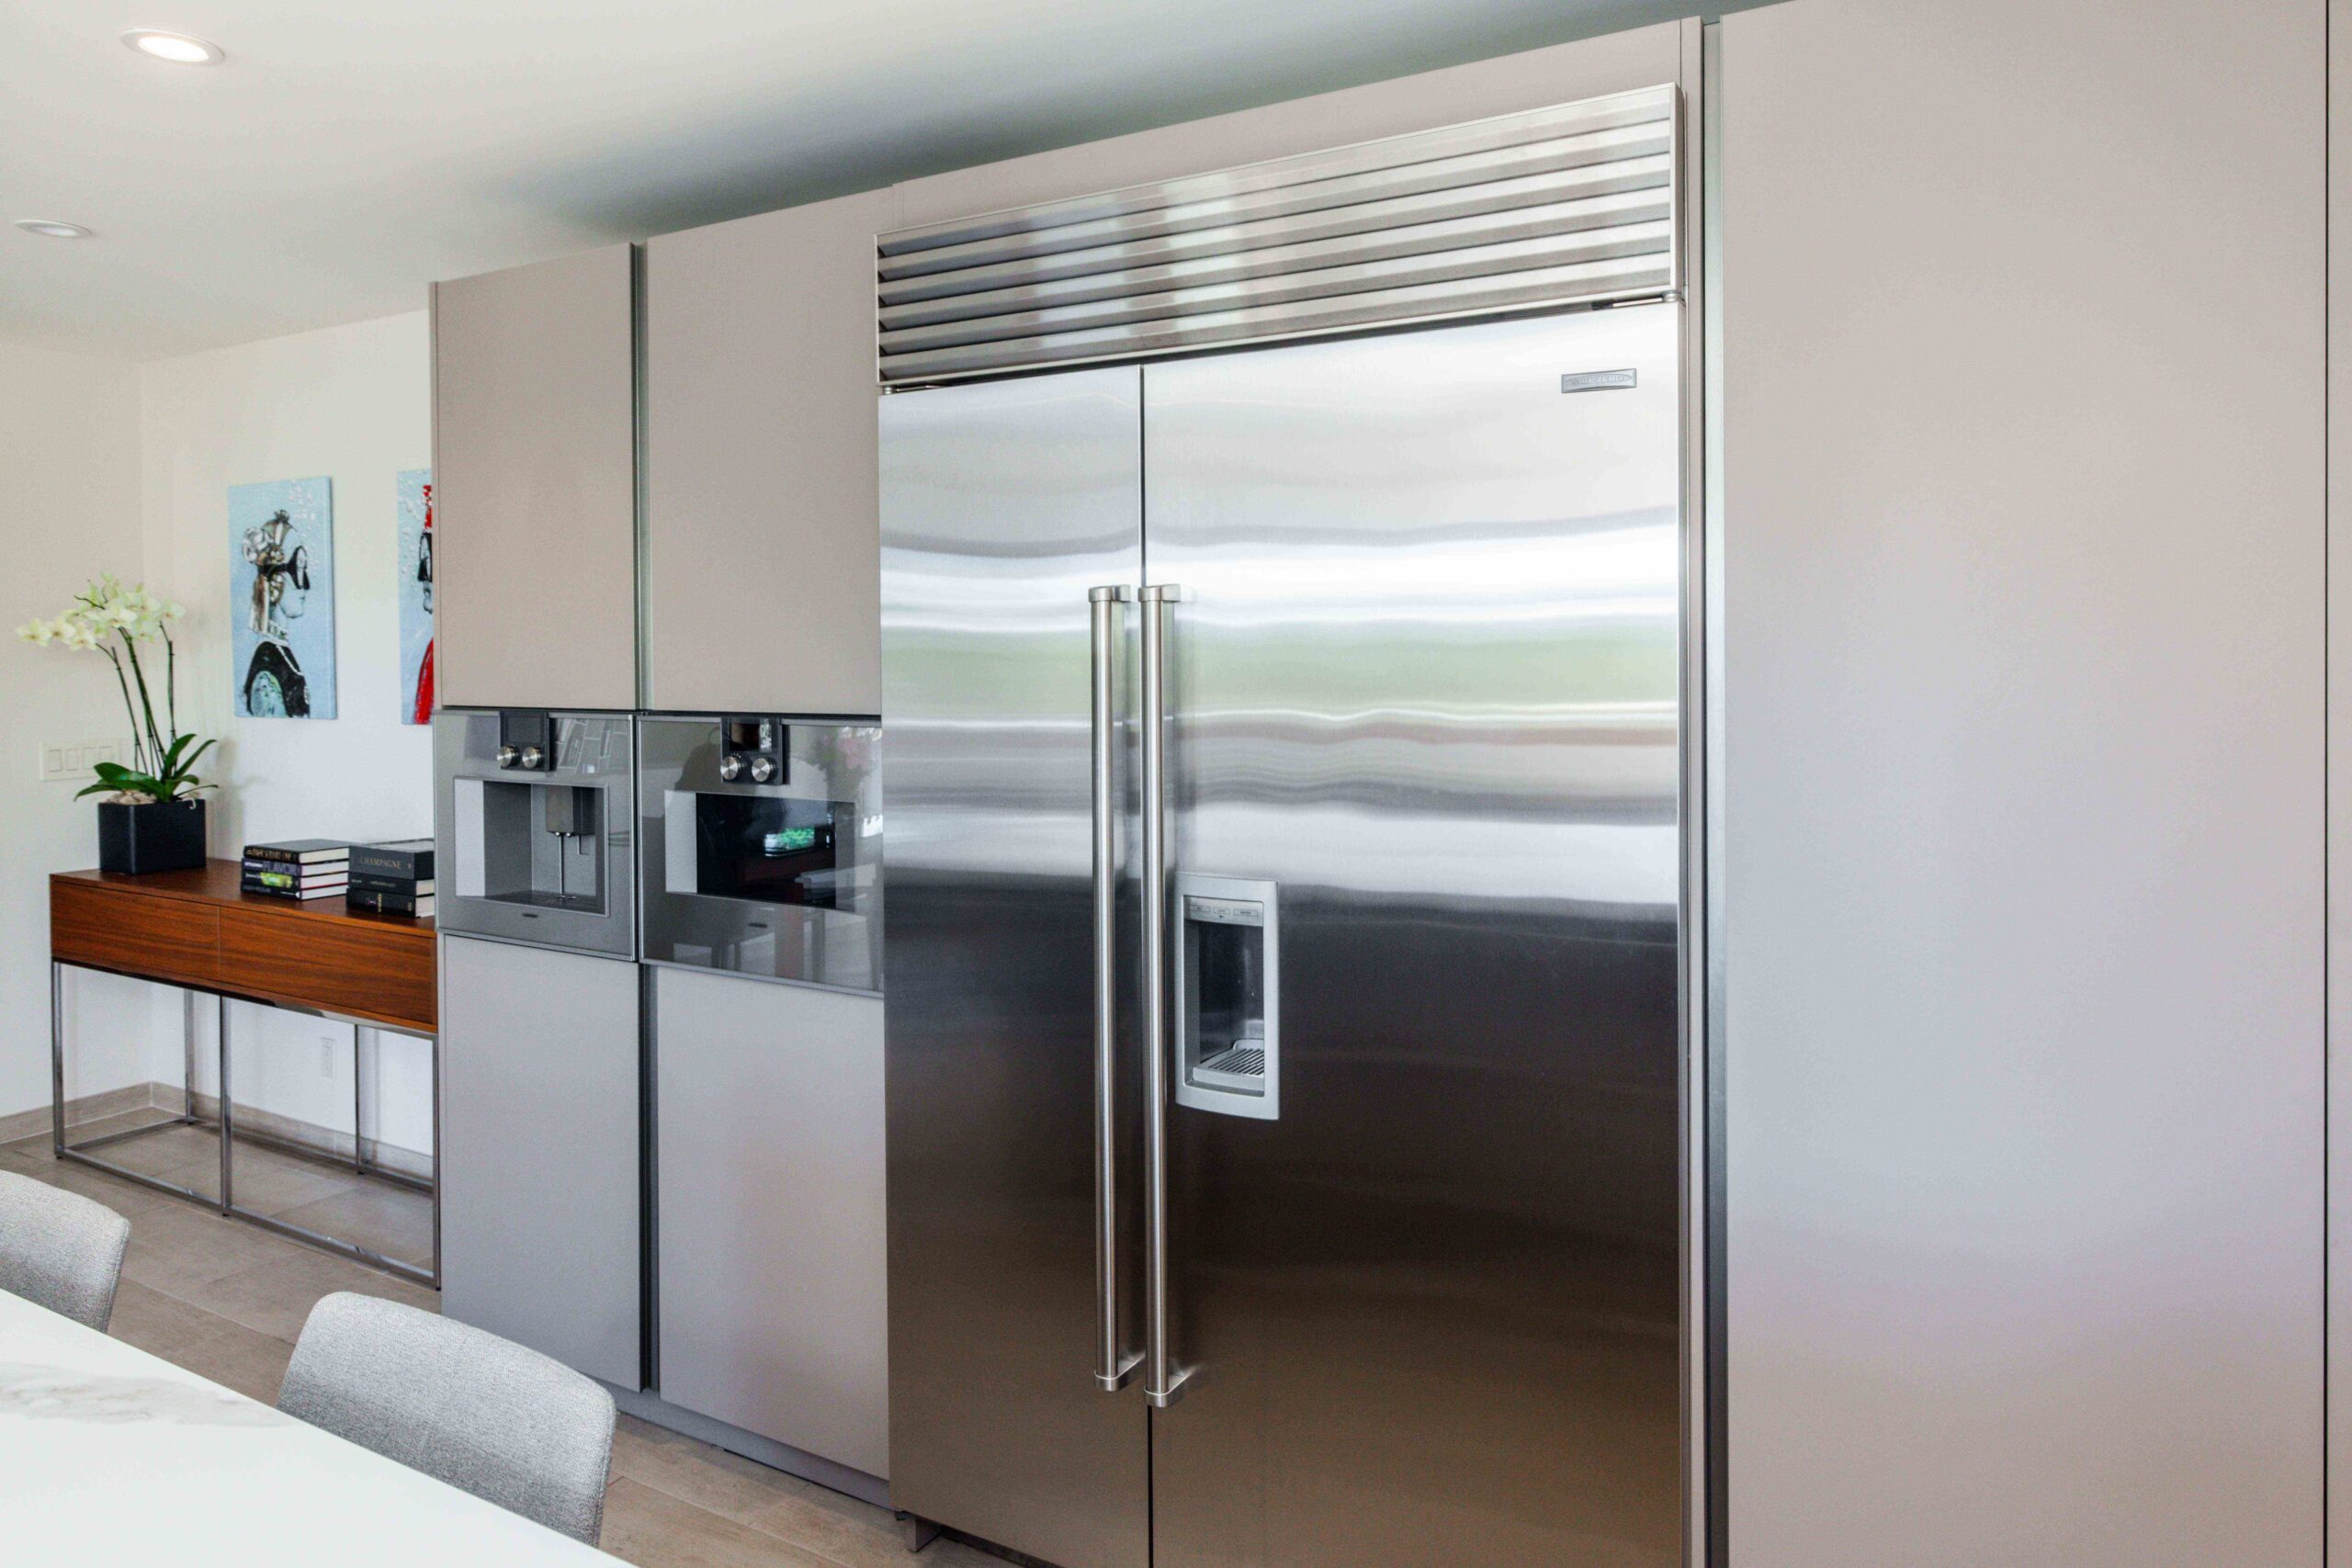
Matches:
[880,303,1683,1567]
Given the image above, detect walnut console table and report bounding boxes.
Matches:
[48,861,439,1286]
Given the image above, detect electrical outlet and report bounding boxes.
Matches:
[40,739,124,784]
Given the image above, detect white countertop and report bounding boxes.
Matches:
[0,1288,616,1563]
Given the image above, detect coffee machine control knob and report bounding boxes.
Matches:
[747,755,777,784]
[495,744,519,769]
[718,753,746,783]
[518,744,545,771]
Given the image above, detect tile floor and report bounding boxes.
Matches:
[1,1123,1010,1568]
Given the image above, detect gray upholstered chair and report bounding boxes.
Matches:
[0,1168,131,1330]
[279,1292,616,1543]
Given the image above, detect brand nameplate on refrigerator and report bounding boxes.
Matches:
[1560,369,1638,393]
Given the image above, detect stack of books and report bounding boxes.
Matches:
[243,840,349,900]
[347,840,435,918]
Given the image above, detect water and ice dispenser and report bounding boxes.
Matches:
[1172,874,1280,1120]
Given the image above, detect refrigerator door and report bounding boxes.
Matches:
[880,367,1150,1568]
[1142,308,1684,1566]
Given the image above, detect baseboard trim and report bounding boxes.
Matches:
[0,1080,430,1181]
[605,1383,891,1510]
[0,1083,154,1146]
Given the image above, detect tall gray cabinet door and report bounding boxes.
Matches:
[654,969,888,1479]
[643,191,892,716]
[440,934,642,1388]
[432,243,638,711]
[1720,4,2323,1566]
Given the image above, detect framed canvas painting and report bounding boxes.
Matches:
[396,468,434,723]
[229,477,336,718]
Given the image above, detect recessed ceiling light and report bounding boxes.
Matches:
[120,28,224,65]
[14,220,93,240]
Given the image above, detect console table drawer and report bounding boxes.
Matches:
[51,880,219,987]
[218,908,436,1032]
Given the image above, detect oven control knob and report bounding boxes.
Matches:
[495,744,519,769]
[518,744,545,771]
[748,755,777,784]
[718,753,746,783]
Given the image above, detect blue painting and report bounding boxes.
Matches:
[229,477,336,719]
[396,468,434,724]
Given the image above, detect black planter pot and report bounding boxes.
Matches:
[96,798,208,874]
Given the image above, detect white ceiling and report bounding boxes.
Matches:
[1,0,1708,361]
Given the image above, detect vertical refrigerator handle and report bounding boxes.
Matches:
[1089,585,1142,1393]
[1138,582,1191,1409]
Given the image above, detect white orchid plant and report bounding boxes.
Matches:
[17,576,214,804]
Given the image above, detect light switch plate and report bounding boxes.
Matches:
[40,739,125,784]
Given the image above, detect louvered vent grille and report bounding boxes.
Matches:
[876,84,1678,385]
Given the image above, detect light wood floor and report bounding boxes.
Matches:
[1,1124,1009,1568]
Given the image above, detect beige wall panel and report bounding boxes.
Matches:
[643,190,892,716]
[1720,3,2324,1564]
[432,244,638,711]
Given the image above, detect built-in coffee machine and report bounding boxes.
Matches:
[637,715,881,993]
[434,708,636,958]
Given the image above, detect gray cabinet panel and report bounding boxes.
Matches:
[643,191,891,716]
[432,244,638,711]
[654,968,888,1478]
[440,934,641,1387]
[1721,2,2323,1564]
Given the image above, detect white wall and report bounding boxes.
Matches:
[137,311,436,1154]
[0,341,160,1122]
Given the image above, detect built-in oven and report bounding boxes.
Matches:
[434,708,637,958]
[637,715,881,994]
